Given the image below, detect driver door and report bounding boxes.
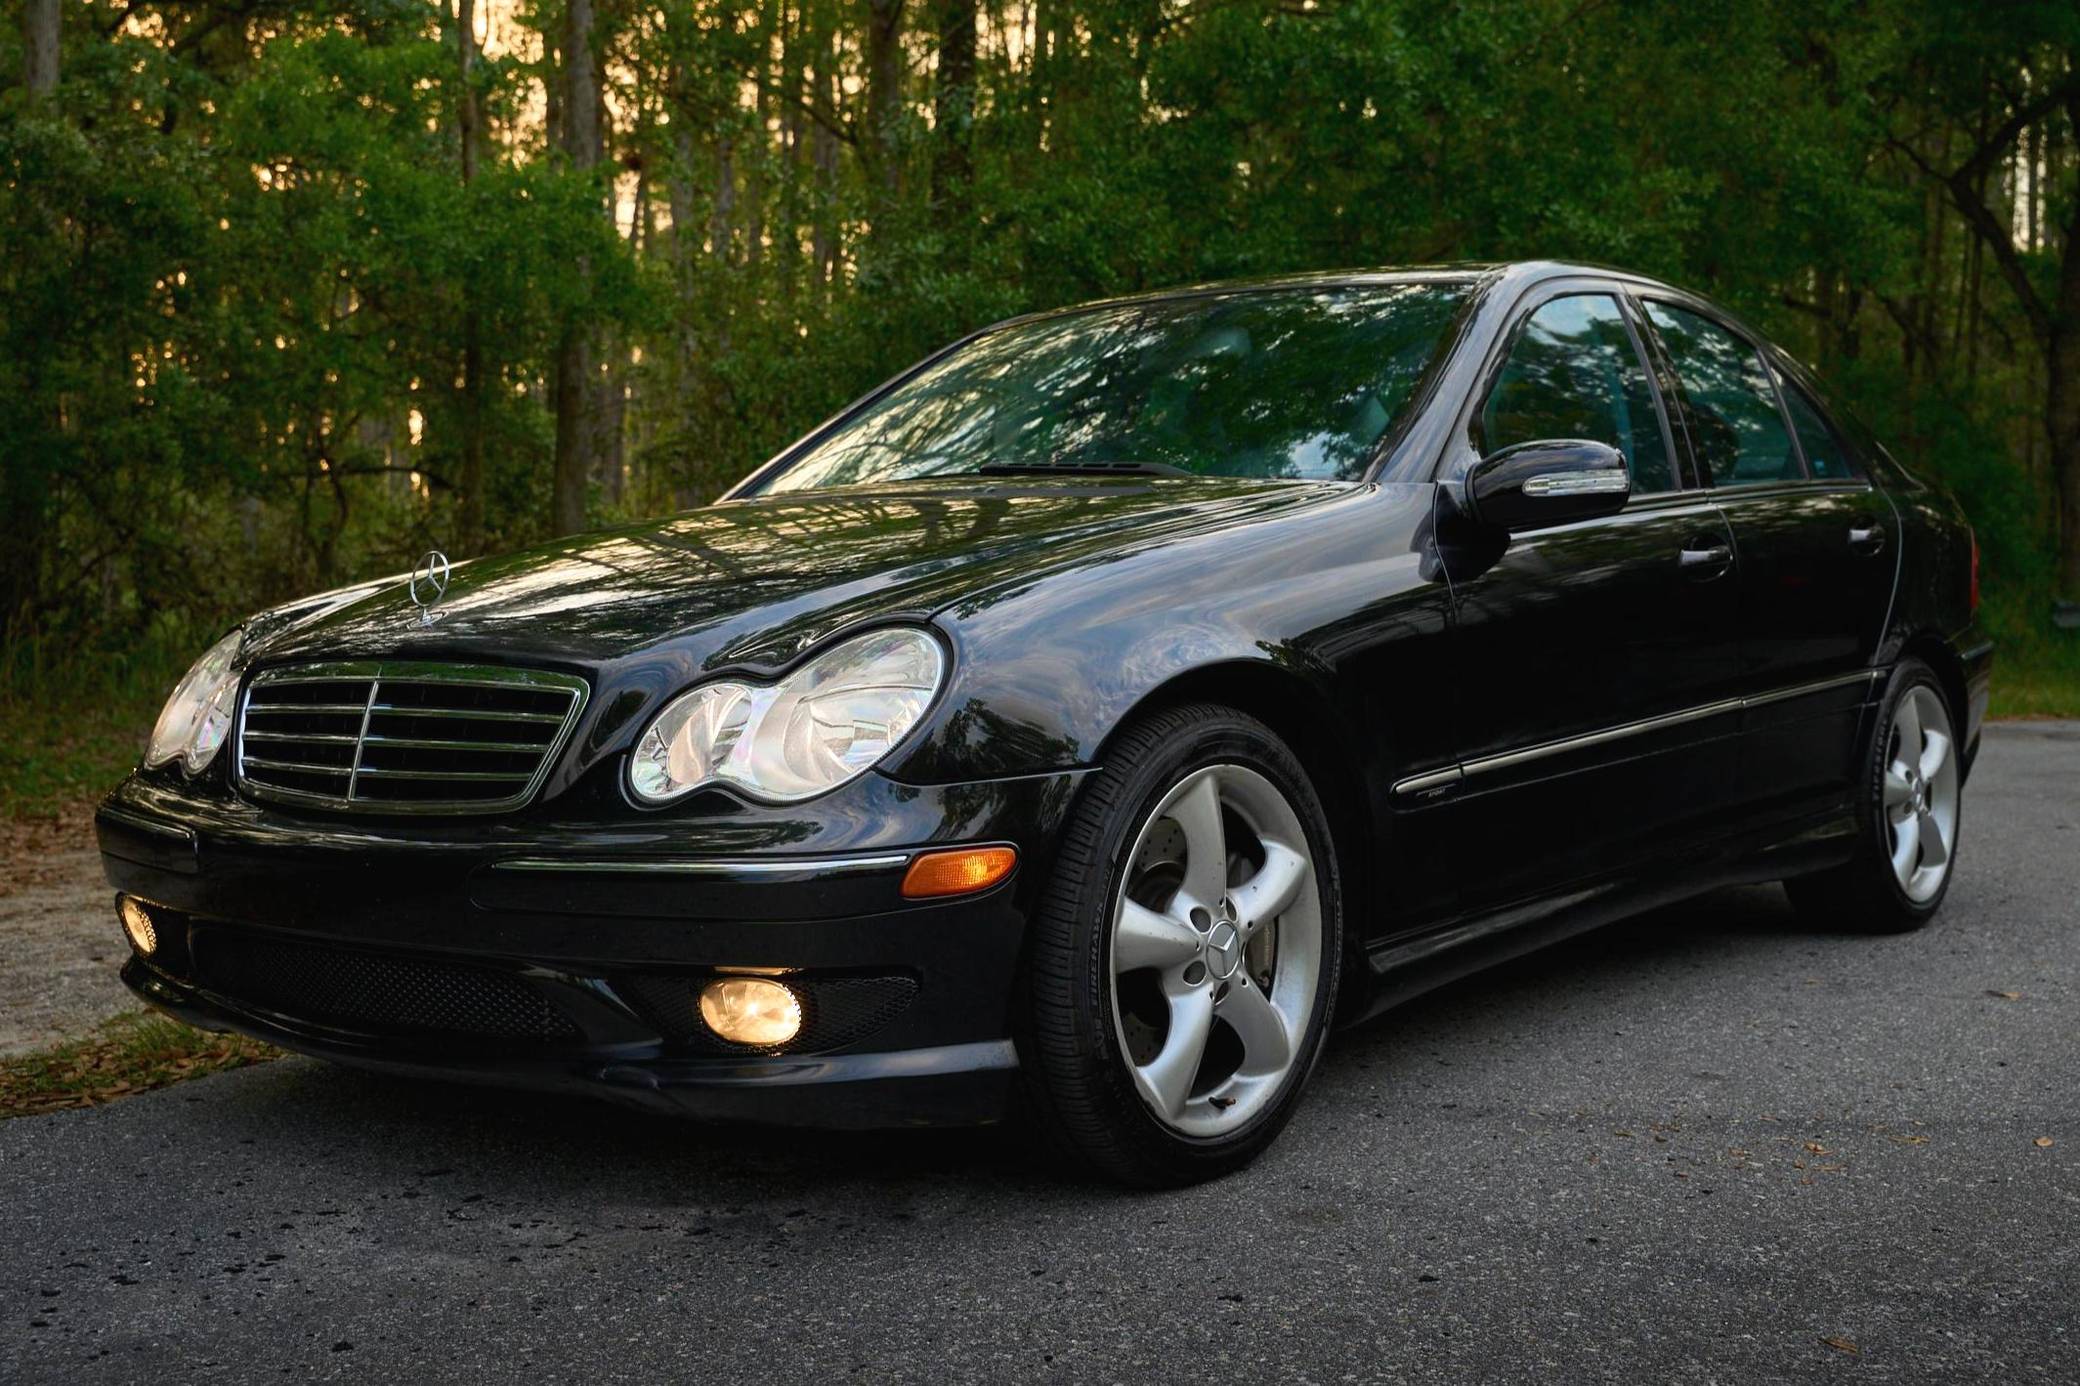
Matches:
[1431,287,1745,910]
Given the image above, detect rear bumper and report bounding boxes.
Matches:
[1959,632,1994,780]
[97,767,1089,1128]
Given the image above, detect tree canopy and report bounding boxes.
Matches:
[3,0,2076,675]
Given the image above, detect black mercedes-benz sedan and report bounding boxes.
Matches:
[100,261,1990,1185]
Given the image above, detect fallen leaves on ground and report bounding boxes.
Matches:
[2035,1136,2055,1148]
[1821,1336,1860,1355]
[0,800,99,898]
[0,1011,279,1119]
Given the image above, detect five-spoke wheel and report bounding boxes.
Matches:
[1019,703,1342,1186]
[1786,660,1962,931]
[1109,763,1322,1136]
[1881,683,1959,904]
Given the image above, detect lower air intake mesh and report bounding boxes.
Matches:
[192,930,578,1043]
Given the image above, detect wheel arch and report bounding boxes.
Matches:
[1093,658,1381,1023]
[1898,633,1968,732]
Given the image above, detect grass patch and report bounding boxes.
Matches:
[0,632,193,822]
[1981,592,2080,720]
[0,1011,279,1120]
[1989,660,2080,719]
[0,690,162,822]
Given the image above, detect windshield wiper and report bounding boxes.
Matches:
[974,460,1192,479]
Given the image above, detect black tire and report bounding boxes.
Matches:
[1784,659,1960,934]
[1016,703,1344,1187]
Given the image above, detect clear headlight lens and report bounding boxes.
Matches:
[145,629,244,774]
[628,627,946,805]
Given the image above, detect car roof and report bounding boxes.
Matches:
[1002,260,1692,324]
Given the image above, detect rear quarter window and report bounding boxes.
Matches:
[1775,369,1862,482]
[1642,301,1804,487]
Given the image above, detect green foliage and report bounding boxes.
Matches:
[1,0,2076,740]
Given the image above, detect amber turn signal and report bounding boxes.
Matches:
[900,845,1017,899]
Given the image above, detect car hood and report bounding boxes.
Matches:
[241,477,1354,674]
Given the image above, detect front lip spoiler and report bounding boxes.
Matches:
[124,959,1021,1129]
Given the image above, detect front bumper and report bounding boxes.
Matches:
[97,767,1089,1128]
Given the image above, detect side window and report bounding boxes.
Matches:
[1478,294,1676,493]
[1776,373,1858,480]
[1642,301,1802,486]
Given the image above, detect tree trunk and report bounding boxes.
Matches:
[456,0,488,552]
[21,0,58,99]
[2052,184,2080,602]
[551,0,606,537]
[865,0,905,200]
[711,136,736,263]
[931,0,977,221]
[811,24,839,286]
[744,10,769,275]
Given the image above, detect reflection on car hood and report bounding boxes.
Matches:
[242,477,1353,672]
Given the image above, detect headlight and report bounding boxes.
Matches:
[145,630,244,773]
[628,627,946,805]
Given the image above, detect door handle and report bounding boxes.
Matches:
[1848,521,1887,555]
[1679,543,1733,577]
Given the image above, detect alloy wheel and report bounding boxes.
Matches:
[1107,763,1323,1137]
[1884,685,1959,904]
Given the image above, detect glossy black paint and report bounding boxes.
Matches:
[1467,438,1631,530]
[100,260,1989,1128]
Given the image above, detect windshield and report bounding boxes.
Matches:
[753,282,1471,493]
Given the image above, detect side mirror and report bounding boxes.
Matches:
[1467,439,1631,531]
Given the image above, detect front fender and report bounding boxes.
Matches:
[885,483,1451,789]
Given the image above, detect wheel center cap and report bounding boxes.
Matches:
[1205,921,1243,980]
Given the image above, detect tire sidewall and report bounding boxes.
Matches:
[1861,661,1960,920]
[1046,709,1344,1175]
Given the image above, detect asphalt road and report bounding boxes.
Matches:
[5,724,2075,1384]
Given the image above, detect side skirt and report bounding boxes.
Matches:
[1342,806,1859,1027]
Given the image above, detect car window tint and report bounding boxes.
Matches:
[1477,293,1675,493]
[1642,301,1803,486]
[757,284,1471,491]
[1777,373,1857,480]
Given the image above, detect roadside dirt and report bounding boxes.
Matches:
[0,806,129,1057]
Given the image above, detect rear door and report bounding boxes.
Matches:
[1635,298,1895,815]
[1431,284,1744,910]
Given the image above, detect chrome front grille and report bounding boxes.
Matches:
[235,662,588,815]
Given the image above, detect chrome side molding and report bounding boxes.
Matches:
[488,852,913,877]
[1392,668,1883,798]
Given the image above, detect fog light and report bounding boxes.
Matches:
[900,845,1018,899]
[698,977,802,1047]
[119,897,158,956]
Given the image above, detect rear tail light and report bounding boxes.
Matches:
[1969,529,1980,612]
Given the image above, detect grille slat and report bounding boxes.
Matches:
[361,734,556,753]
[354,767,533,782]
[366,705,569,724]
[237,662,587,815]
[244,755,355,777]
